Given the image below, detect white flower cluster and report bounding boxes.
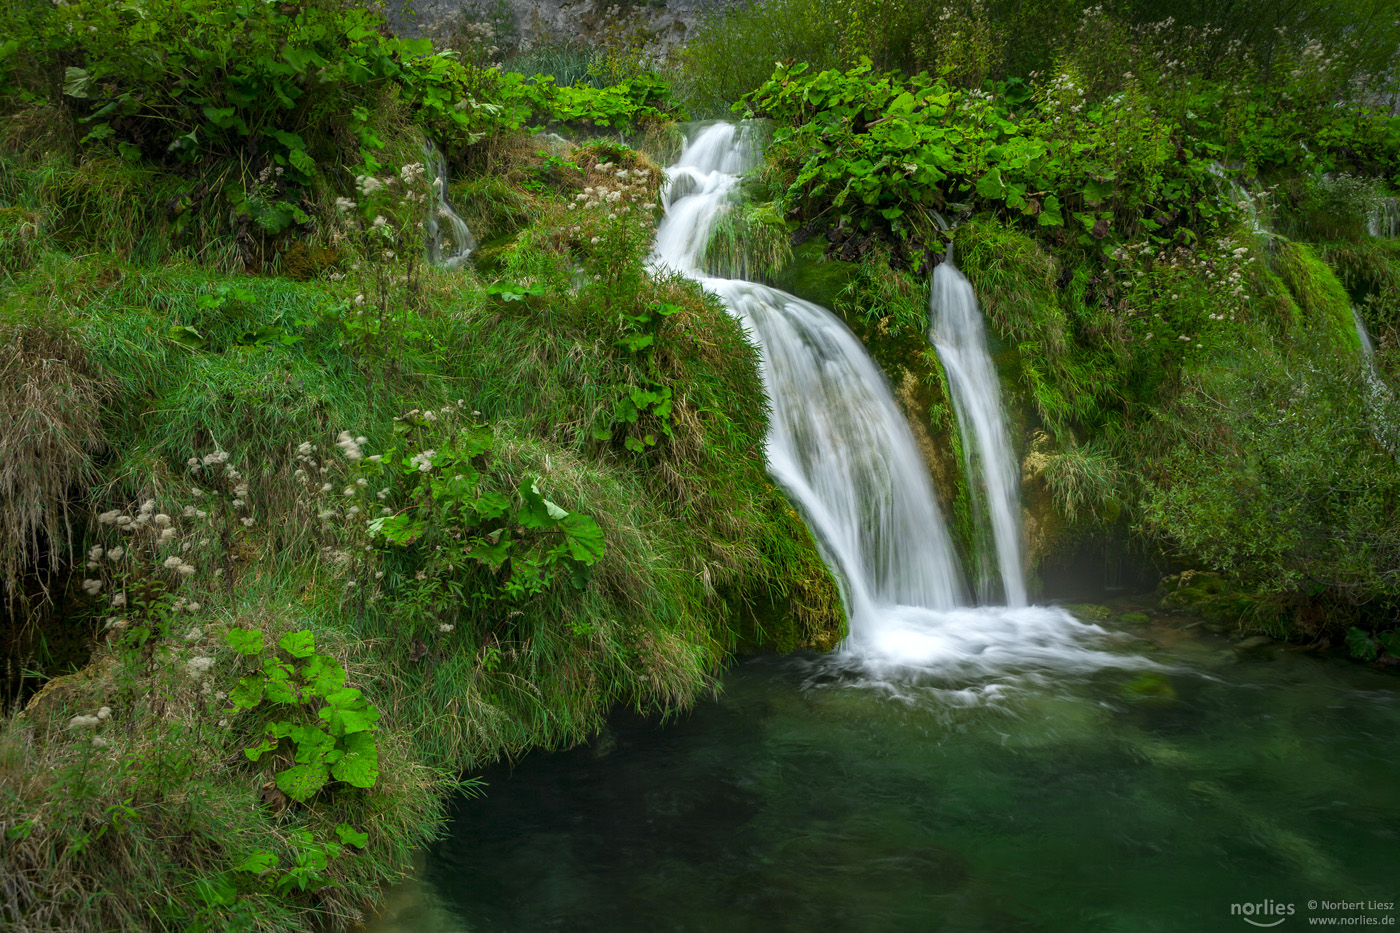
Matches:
[67,706,113,745]
[336,431,367,461]
[163,555,197,576]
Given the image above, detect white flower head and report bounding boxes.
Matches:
[186,656,215,680]
[336,431,364,460]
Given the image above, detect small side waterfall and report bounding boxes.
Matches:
[654,122,1145,683]
[1353,307,1400,457]
[424,143,476,268]
[1354,307,1377,358]
[1370,197,1400,239]
[929,252,1028,607]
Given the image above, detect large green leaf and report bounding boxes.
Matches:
[319,696,380,736]
[330,732,379,788]
[275,761,330,802]
[976,168,1006,200]
[225,628,265,655]
[1082,177,1115,206]
[561,513,606,565]
[278,630,315,659]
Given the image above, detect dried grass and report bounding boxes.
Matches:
[0,324,109,612]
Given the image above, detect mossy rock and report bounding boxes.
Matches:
[770,239,859,312]
[1274,240,1360,351]
[1117,611,1151,627]
[1063,602,1111,622]
[278,241,342,281]
[1121,671,1177,702]
[1157,570,1227,605]
[1157,571,1258,630]
[471,234,520,274]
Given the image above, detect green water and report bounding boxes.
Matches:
[371,622,1400,932]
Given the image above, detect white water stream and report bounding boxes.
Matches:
[930,253,1028,607]
[1370,197,1400,239]
[654,122,1142,681]
[425,143,476,268]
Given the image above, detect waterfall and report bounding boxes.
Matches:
[929,252,1028,607]
[1354,307,1377,358]
[1353,307,1400,457]
[654,123,967,625]
[653,122,1143,681]
[1370,197,1400,239]
[424,143,476,268]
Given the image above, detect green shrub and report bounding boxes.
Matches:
[1136,336,1400,632]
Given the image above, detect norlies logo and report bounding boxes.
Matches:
[1232,901,1297,927]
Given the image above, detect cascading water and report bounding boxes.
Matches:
[654,122,1146,683]
[1369,197,1400,239]
[1352,307,1400,457]
[929,251,1028,607]
[1354,307,1377,358]
[424,143,477,268]
[653,123,967,624]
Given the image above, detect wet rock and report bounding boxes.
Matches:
[1062,602,1111,622]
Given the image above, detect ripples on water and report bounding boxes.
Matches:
[368,618,1400,933]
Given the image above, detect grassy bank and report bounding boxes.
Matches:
[0,1,841,926]
[4,0,1400,928]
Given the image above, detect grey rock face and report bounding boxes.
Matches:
[387,0,715,58]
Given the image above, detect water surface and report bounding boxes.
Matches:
[370,621,1400,932]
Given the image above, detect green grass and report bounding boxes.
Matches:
[0,118,843,931]
[500,43,601,88]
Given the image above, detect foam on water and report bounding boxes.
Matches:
[654,122,1150,688]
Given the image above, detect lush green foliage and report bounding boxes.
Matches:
[228,629,382,803]
[1134,338,1400,631]
[743,55,1399,257]
[0,71,837,930]
[499,71,686,129]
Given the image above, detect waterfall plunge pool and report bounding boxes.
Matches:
[367,616,1400,932]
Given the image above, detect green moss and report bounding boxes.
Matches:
[450,174,538,245]
[1118,611,1151,626]
[1121,671,1177,701]
[1275,240,1360,351]
[770,239,860,311]
[1062,602,1111,622]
